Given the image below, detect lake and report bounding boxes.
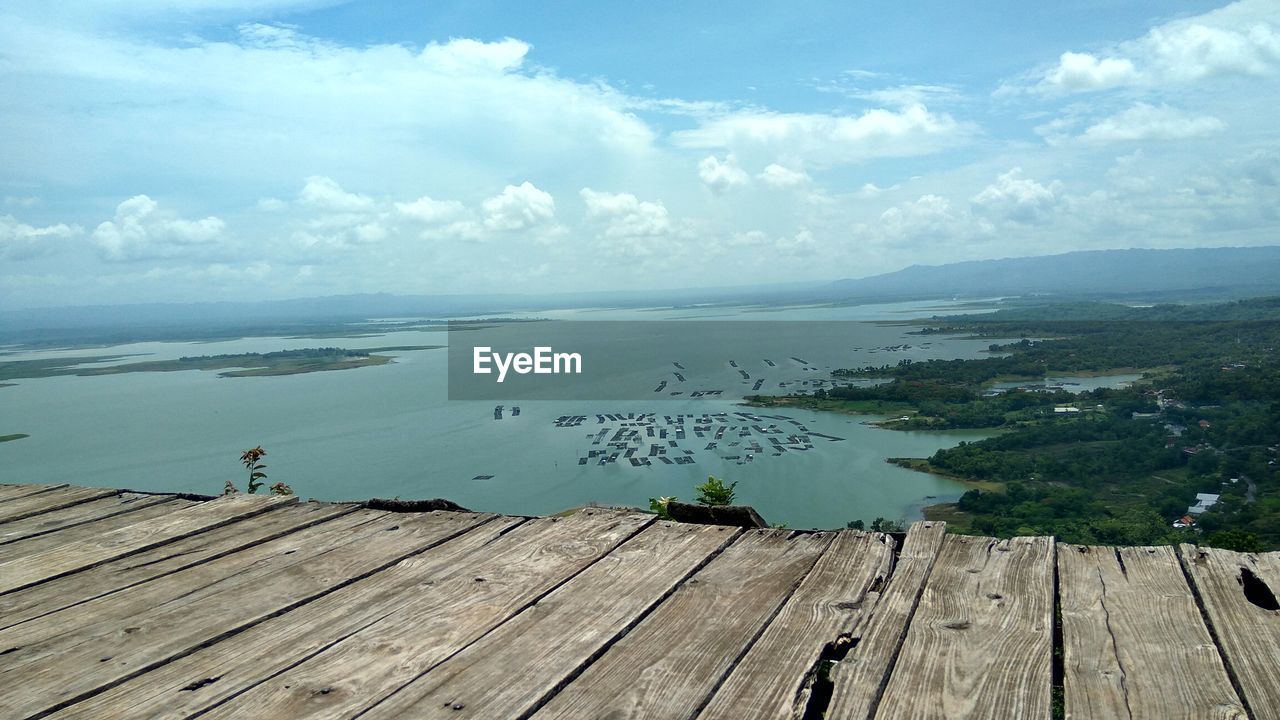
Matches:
[1,300,1011,528]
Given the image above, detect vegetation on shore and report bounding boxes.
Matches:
[754,297,1280,550]
[0,346,442,382]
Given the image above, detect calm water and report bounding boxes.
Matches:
[1,301,1008,528]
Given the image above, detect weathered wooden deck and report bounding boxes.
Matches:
[0,484,1277,719]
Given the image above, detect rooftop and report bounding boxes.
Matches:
[1,483,1277,719]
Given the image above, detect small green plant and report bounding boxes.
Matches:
[695,476,736,506]
[241,446,268,494]
[223,446,294,496]
[648,496,675,520]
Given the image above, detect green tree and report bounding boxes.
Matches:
[1204,529,1267,553]
[695,476,737,506]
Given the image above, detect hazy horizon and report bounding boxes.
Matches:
[3,0,1279,309]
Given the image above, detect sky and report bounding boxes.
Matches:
[1,0,1278,308]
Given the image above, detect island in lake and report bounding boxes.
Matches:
[0,346,442,381]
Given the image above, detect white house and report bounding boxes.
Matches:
[1187,493,1220,515]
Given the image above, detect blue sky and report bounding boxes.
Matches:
[1,0,1277,307]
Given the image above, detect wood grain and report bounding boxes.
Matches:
[0,509,492,719]
[0,501,356,630]
[698,530,895,720]
[0,483,69,503]
[361,521,739,720]
[197,509,653,720]
[1180,543,1280,720]
[49,515,525,720]
[0,496,190,562]
[827,521,948,720]
[0,493,295,594]
[1059,544,1245,719]
[530,529,832,720]
[0,493,176,544]
[0,485,118,524]
[873,534,1055,720]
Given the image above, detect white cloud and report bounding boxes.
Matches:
[697,154,749,193]
[395,195,466,224]
[971,168,1063,223]
[1146,14,1280,82]
[1041,52,1139,92]
[481,181,556,231]
[757,164,810,188]
[299,176,374,213]
[1081,103,1225,142]
[672,104,967,167]
[0,214,80,260]
[776,228,817,256]
[1016,0,1280,94]
[854,182,899,198]
[868,194,988,248]
[580,188,670,242]
[91,195,225,261]
[418,37,530,74]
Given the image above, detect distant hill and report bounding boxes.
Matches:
[830,247,1280,300]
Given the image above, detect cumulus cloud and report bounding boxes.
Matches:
[1041,52,1139,92]
[1081,103,1225,142]
[481,182,556,231]
[0,23,658,212]
[776,228,817,256]
[672,104,967,167]
[1015,0,1280,94]
[395,195,466,224]
[724,228,816,256]
[757,164,810,188]
[878,195,959,237]
[0,214,80,260]
[299,176,375,213]
[579,189,674,260]
[971,168,1063,223]
[697,154,750,193]
[92,195,225,261]
[419,37,531,74]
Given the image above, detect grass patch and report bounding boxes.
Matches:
[0,433,30,443]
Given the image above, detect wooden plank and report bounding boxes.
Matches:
[0,509,494,719]
[873,534,1055,720]
[194,509,653,720]
[0,493,176,546]
[0,501,356,629]
[0,483,69,502]
[361,521,740,720]
[0,493,296,594]
[1180,544,1280,720]
[1059,544,1245,720]
[827,521,948,720]
[0,495,189,560]
[0,485,118,524]
[0,509,393,656]
[530,528,833,720]
[49,516,527,720]
[697,530,895,720]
